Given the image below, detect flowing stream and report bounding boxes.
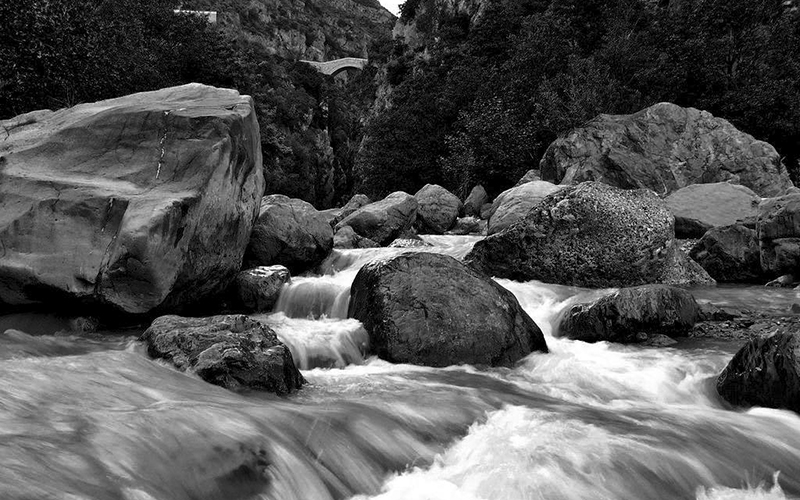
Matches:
[1,236,799,500]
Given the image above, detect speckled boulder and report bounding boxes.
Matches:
[466,182,710,287]
[717,332,800,413]
[141,315,304,393]
[557,285,700,343]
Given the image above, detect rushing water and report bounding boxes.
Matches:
[1,235,799,500]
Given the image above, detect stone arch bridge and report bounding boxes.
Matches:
[299,58,368,76]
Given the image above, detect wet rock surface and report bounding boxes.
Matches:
[348,252,548,367]
[557,285,700,343]
[141,314,304,393]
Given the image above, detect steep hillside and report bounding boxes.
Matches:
[182,0,395,60]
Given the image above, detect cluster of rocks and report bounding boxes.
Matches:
[4,87,800,413]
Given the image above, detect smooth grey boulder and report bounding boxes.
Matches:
[245,195,333,274]
[463,185,488,217]
[235,266,291,312]
[447,216,484,235]
[141,315,304,393]
[666,183,761,238]
[758,194,800,276]
[717,332,800,413]
[690,225,763,283]
[414,184,462,234]
[0,84,263,314]
[328,194,371,227]
[488,181,561,235]
[334,191,418,246]
[348,252,548,367]
[557,285,700,343]
[467,182,711,288]
[540,102,793,197]
[515,169,541,186]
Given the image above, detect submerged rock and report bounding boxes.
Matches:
[414,184,462,234]
[717,332,800,413]
[141,314,304,393]
[348,252,547,367]
[557,285,700,343]
[245,195,333,274]
[666,183,761,239]
[235,266,291,312]
[540,102,793,197]
[467,182,707,288]
[335,191,418,246]
[0,83,263,314]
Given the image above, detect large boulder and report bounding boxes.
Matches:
[758,194,800,276]
[141,315,304,393]
[333,226,380,249]
[557,285,700,343]
[334,191,417,246]
[0,84,263,314]
[348,252,548,367]
[414,184,462,234]
[666,183,761,238]
[540,102,793,197]
[463,185,488,217]
[487,181,562,235]
[234,266,291,312]
[466,182,710,287]
[515,169,541,186]
[717,332,800,413]
[690,225,763,283]
[244,195,333,274]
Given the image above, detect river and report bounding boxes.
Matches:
[0,235,798,500]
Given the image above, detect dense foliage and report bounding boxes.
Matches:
[358,0,800,199]
[0,0,381,208]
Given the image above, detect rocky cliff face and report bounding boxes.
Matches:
[392,0,486,49]
[184,0,395,61]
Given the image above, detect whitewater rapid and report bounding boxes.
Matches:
[0,235,798,500]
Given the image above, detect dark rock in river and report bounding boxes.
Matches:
[335,191,418,246]
[142,314,304,393]
[666,183,761,239]
[467,182,710,287]
[557,285,700,343]
[348,252,547,367]
[717,332,800,413]
[414,184,462,234]
[235,266,291,312]
[690,225,763,283]
[758,193,800,276]
[0,83,263,314]
[540,102,793,197]
[245,195,333,274]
